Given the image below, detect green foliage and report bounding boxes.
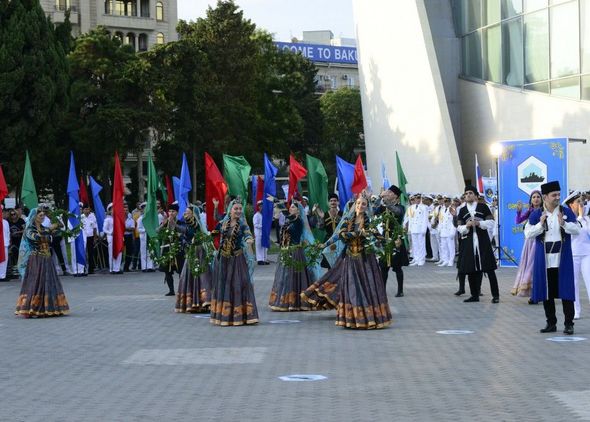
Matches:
[0,0,69,194]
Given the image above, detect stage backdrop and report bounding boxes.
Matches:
[498,138,568,267]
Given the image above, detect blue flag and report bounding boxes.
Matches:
[178,153,192,219]
[336,156,354,209]
[67,152,86,267]
[381,160,390,190]
[251,175,258,210]
[89,176,106,234]
[262,154,277,249]
[172,176,181,207]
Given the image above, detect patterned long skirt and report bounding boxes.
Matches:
[511,237,535,297]
[336,253,392,329]
[210,254,259,326]
[269,248,315,311]
[301,255,345,310]
[15,254,69,317]
[175,246,212,313]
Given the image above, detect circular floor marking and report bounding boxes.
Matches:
[436,330,474,335]
[547,336,587,342]
[192,315,211,319]
[279,374,327,382]
[269,320,301,324]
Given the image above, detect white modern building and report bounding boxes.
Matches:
[41,0,178,50]
[353,0,590,193]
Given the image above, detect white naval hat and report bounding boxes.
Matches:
[140,202,147,209]
[563,190,582,206]
[107,203,113,211]
[422,194,433,200]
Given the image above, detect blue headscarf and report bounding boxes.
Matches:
[296,202,321,280]
[322,200,354,267]
[17,207,38,279]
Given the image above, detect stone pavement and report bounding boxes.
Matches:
[1,259,590,422]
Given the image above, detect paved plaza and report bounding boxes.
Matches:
[1,260,590,421]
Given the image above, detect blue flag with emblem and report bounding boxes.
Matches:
[67,152,86,267]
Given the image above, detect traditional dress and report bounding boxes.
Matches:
[269,213,316,311]
[210,217,258,326]
[335,212,392,329]
[158,216,186,296]
[572,214,590,319]
[176,209,212,313]
[511,205,538,297]
[319,208,342,268]
[15,210,69,317]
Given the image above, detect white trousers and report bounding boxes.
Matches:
[411,233,426,265]
[439,236,456,265]
[0,247,8,278]
[70,236,87,275]
[430,231,440,261]
[107,235,122,272]
[53,239,72,275]
[574,254,590,317]
[140,234,154,270]
[255,235,267,262]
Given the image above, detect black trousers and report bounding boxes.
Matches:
[457,272,466,292]
[86,236,95,273]
[543,268,574,326]
[467,271,499,298]
[124,235,134,271]
[380,263,403,294]
[164,271,175,293]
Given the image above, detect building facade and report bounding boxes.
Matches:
[353,0,590,193]
[41,0,178,51]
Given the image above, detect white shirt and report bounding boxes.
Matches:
[81,212,97,237]
[124,213,135,235]
[103,215,114,236]
[137,215,146,235]
[253,212,263,236]
[408,203,429,235]
[525,207,581,268]
[571,216,590,256]
[2,219,10,249]
[439,206,456,238]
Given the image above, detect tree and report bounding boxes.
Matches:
[0,0,70,195]
[319,87,364,176]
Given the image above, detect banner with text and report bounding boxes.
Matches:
[274,42,357,64]
[498,138,568,267]
[482,177,497,203]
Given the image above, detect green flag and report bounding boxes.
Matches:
[143,154,159,238]
[157,174,167,205]
[21,151,38,209]
[223,154,251,206]
[395,151,409,206]
[306,154,329,212]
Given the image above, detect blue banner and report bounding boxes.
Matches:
[498,138,568,267]
[482,177,497,203]
[274,42,357,64]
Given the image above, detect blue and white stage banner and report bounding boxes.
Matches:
[482,177,497,203]
[498,138,568,267]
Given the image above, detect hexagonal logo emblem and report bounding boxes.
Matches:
[517,156,547,195]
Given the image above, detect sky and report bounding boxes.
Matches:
[177,0,355,42]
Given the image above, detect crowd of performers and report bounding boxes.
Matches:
[4,180,590,334]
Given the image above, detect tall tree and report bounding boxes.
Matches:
[0,0,70,194]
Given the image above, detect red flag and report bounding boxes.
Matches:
[288,154,307,203]
[351,155,368,194]
[165,175,174,207]
[79,175,89,206]
[0,165,7,263]
[112,152,125,258]
[256,175,264,209]
[205,152,228,231]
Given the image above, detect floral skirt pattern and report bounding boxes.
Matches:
[175,246,212,313]
[301,255,345,310]
[511,237,535,297]
[210,254,258,326]
[269,248,316,311]
[335,253,392,329]
[15,254,69,317]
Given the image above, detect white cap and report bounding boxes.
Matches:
[107,203,113,211]
[562,190,581,206]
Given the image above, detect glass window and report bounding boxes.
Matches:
[502,18,524,87]
[462,31,483,79]
[104,0,112,13]
[502,0,522,19]
[156,33,165,45]
[484,0,501,25]
[524,9,549,83]
[550,2,580,78]
[581,0,590,73]
[524,0,547,10]
[114,0,124,15]
[456,0,482,34]
[484,25,502,83]
[524,81,550,92]
[138,33,148,51]
[140,0,149,17]
[581,75,590,100]
[125,1,136,16]
[156,2,164,20]
[551,76,580,99]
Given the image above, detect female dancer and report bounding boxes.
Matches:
[15,208,69,317]
[175,206,213,313]
[511,190,542,303]
[269,201,318,311]
[210,200,259,326]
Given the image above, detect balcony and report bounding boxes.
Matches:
[100,14,157,31]
[52,5,79,24]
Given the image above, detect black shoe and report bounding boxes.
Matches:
[479,293,484,296]
[257,261,265,265]
[528,298,538,305]
[463,296,479,302]
[454,290,465,296]
[165,291,175,296]
[491,297,499,303]
[564,325,574,335]
[395,292,404,297]
[264,261,271,265]
[540,324,557,333]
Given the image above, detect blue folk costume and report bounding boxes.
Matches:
[529,206,577,302]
